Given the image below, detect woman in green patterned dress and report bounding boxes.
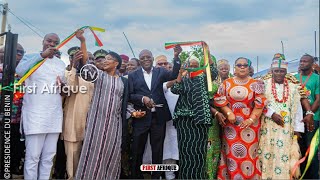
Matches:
[171,57,218,179]
[207,59,232,179]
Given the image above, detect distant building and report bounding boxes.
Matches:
[253,60,300,78]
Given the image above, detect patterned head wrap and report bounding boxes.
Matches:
[271,53,288,69]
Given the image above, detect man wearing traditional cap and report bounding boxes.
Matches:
[258,53,304,179]
[67,46,80,71]
[118,54,129,76]
[62,29,94,180]
[54,47,78,179]
[93,49,108,60]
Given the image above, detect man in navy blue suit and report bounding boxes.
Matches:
[128,46,182,179]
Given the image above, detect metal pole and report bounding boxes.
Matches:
[256,56,259,72]
[0,31,18,179]
[281,41,284,55]
[0,3,8,46]
[123,32,136,58]
[315,31,317,63]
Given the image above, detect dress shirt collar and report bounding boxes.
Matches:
[142,67,153,74]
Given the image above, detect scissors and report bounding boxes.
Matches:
[154,104,164,108]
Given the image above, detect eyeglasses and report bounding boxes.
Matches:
[157,62,168,66]
[17,50,25,56]
[235,64,249,68]
[106,57,117,61]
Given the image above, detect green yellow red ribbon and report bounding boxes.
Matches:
[16,26,105,85]
[190,69,204,78]
[165,41,213,92]
[300,127,319,179]
[164,41,202,50]
[291,128,319,179]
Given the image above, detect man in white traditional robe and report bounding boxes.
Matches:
[259,53,304,179]
[16,33,66,180]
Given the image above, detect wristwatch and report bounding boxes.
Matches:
[306,110,315,116]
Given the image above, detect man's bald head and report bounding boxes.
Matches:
[44,33,59,40]
[139,49,153,58]
[139,49,154,72]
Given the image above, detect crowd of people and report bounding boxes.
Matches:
[0,29,319,180]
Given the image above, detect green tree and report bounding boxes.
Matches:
[178,45,217,67]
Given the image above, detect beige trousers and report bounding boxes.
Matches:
[64,141,83,180]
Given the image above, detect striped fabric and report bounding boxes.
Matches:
[75,71,124,179]
[175,117,209,179]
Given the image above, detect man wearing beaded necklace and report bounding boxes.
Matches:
[258,53,304,179]
[295,54,319,179]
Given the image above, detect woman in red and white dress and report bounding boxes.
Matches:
[214,57,266,179]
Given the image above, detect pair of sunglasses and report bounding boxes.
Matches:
[157,62,168,66]
[235,64,249,68]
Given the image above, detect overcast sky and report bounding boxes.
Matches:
[3,0,320,72]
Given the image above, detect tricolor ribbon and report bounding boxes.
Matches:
[164,41,213,92]
[164,41,202,49]
[291,128,319,180]
[190,69,204,78]
[16,26,105,85]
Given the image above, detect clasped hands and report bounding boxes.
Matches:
[221,111,255,128]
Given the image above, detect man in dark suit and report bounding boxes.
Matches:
[128,46,182,179]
